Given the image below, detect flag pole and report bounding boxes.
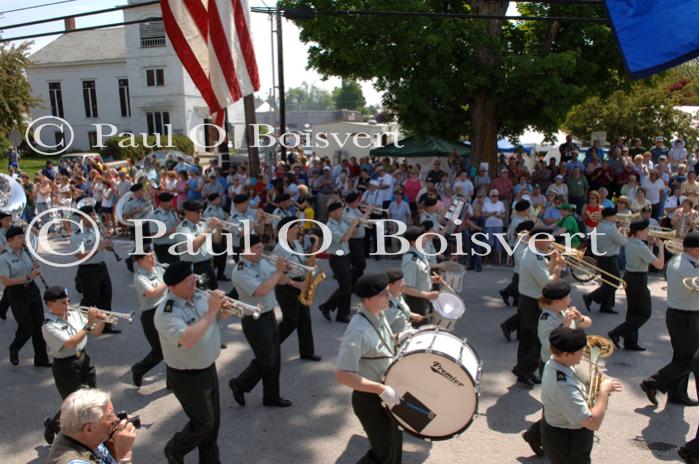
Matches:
[243,95,261,178]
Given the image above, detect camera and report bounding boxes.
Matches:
[116,411,141,429]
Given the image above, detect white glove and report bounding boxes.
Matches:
[395,328,416,346]
[379,385,401,408]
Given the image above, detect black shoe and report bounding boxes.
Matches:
[677,446,698,464]
[624,344,647,352]
[319,304,332,322]
[600,308,619,314]
[43,418,57,445]
[263,397,293,407]
[102,326,122,334]
[668,397,699,406]
[640,380,658,406]
[217,275,231,281]
[500,323,512,342]
[301,354,322,361]
[499,290,510,306]
[132,367,144,388]
[164,444,184,464]
[608,332,621,349]
[34,360,52,368]
[583,293,592,312]
[336,316,351,323]
[522,430,543,457]
[9,350,18,366]
[229,379,245,406]
[517,375,534,388]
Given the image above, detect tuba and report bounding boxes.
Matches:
[299,235,326,306]
[0,173,27,216]
[581,335,615,408]
[115,192,153,227]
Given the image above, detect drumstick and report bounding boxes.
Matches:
[432,272,456,294]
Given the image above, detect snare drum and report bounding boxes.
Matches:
[429,292,465,331]
[383,327,481,440]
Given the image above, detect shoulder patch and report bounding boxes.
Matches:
[540,312,550,320]
[163,299,174,313]
[556,370,567,382]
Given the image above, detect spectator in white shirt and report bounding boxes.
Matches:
[452,171,474,201]
[641,170,666,219]
[483,188,507,265]
[546,175,568,201]
[669,139,688,167]
[375,166,395,208]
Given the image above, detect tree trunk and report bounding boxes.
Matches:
[470,92,499,172]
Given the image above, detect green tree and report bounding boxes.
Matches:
[285,81,334,111]
[0,42,39,149]
[280,1,625,168]
[332,79,366,110]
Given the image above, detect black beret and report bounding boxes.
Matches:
[629,219,649,234]
[423,198,437,207]
[233,194,248,204]
[345,192,360,203]
[163,261,193,286]
[130,243,153,261]
[207,193,220,201]
[277,216,300,232]
[420,220,434,231]
[130,183,144,192]
[549,327,588,353]
[601,206,618,218]
[386,269,403,283]
[79,205,95,215]
[684,231,699,248]
[276,193,291,202]
[354,272,390,299]
[328,202,343,213]
[0,211,11,220]
[157,192,174,202]
[43,286,68,302]
[248,234,262,247]
[404,225,424,242]
[5,226,23,239]
[541,280,571,300]
[515,220,535,234]
[182,200,204,212]
[514,200,531,212]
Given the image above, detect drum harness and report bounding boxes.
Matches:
[357,312,395,360]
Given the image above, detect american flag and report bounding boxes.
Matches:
[160,0,260,125]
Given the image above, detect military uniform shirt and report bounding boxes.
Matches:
[0,227,8,252]
[134,266,167,311]
[69,228,106,265]
[122,195,147,219]
[518,246,552,299]
[326,218,350,256]
[666,253,699,311]
[336,306,395,383]
[149,208,179,245]
[624,238,657,272]
[42,311,88,358]
[402,247,432,292]
[385,295,412,333]
[343,206,365,239]
[272,240,306,279]
[229,207,256,247]
[154,292,221,370]
[176,219,212,263]
[422,239,438,265]
[512,240,527,274]
[0,247,36,280]
[272,207,295,230]
[420,211,443,232]
[538,309,576,362]
[542,358,591,429]
[204,204,227,221]
[594,220,626,257]
[507,215,528,245]
[231,258,278,313]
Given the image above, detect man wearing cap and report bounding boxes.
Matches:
[547,175,569,202]
[583,207,626,314]
[148,192,181,265]
[318,203,361,323]
[507,200,532,246]
[130,246,168,388]
[385,269,423,333]
[229,194,257,258]
[273,217,320,361]
[336,272,404,464]
[175,200,221,291]
[0,211,13,320]
[641,232,699,407]
[401,226,441,322]
[229,235,294,407]
[499,220,535,339]
[41,287,106,444]
[651,136,668,164]
[343,192,367,287]
[204,193,230,282]
[271,193,295,232]
[540,326,622,463]
[154,261,231,463]
[608,219,664,352]
[71,205,120,334]
[121,183,150,241]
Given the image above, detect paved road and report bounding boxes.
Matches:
[0,240,694,463]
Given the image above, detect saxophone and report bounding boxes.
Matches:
[582,335,615,408]
[299,235,326,306]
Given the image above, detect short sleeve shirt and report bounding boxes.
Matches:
[231,258,278,313]
[518,246,552,299]
[42,311,88,358]
[542,359,591,429]
[624,238,657,273]
[385,296,412,333]
[176,219,211,263]
[336,307,395,383]
[69,229,106,265]
[134,266,167,311]
[326,218,350,256]
[401,247,432,291]
[149,208,179,245]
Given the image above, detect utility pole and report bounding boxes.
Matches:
[276,11,287,163]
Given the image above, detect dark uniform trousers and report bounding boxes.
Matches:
[588,256,619,311]
[349,238,367,287]
[351,391,402,464]
[502,272,520,306]
[154,244,179,265]
[648,309,699,401]
[191,260,217,291]
[51,351,96,428]
[132,308,163,377]
[541,420,593,464]
[683,423,699,458]
[323,255,352,319]
[211,240,228,279]
[76,263,114,331]
[0,291,10,319]
[609,272,651,347]
[6,282,49,363]
[514,295,541,377]
[166,364,220,464]
[234,311,281,401]
[275,283,315,357]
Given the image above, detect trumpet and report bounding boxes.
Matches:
[548,242,627,289]
[70,304,135,324]
[196,289,261,319]
[256,210,281,222]
[262,252,317,276]
[358,203,388,214]
[217,219,245,234]
[682,277,699,292]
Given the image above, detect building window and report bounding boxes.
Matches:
[140,22,166,48]
[146,111,170,135]
[48,82,64,118]
[82,80,98,118]
[146,69,165,87]
[118,79,131,118]
[88,131,98,149]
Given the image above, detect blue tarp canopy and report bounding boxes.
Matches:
[604,0,699,78]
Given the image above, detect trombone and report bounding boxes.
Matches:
[683,277,699,292]
[647,228,684,255]
[196,289,261,319]
[549,242,627,289]
[69,304,135,324]
[262,252,317,276]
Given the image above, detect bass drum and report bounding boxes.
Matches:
[383,327,481,441]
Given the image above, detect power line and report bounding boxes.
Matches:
[0,16,162,43]
[0,0,79,15]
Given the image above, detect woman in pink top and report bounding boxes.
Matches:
[403,168,423,221]
[175,170,189,211]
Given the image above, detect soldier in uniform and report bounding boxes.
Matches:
[203,193,230,281]
[513,227,565,387]
[385,268,423,333]
[499,220,535,341]
[401,226,441,322]
[420,197,446,234]
[71,205,119,334]
[641,232,699,407]
[336,272,405,464]
[149,192,180,265]
[229,235,293,408]
[271,193,295,231]
[540,327,622,464]
[273,217,320,361]
[608,219,664,351]
[41,286,106,444]
[176,200,221,291]
[154,261,232,463]
[583,207,626,314]
[0,211,13,320]
[318,202,360,323]
[343,192,367,286]
[130,245,168,387]
[229,194,257,257]
[0,226,51,366]
[121,183,150,241]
